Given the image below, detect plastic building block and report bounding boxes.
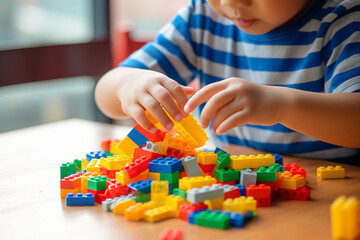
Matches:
[188,210,206,224]
[149,157,183,174]
[222,185,241,199]
[215,151,231,169]
[246,184,271,199]
[114,136,139,158]
[256,164,281,182]
[195,210,229,230]
[100,139,112,151]
[178,202,208,221]
[127,127,149,147]
[143,141,166,154]
[109,141,121,155]
[135,191,150,203]
[181,156,202,177]
[65,193,95,206]
[134,124,166,142]
[204,197,224,210]
[162,133,193,153]
[230,154,275,170]
[60,173,83,189]
[102,194,135,211]
[128,179,153,194]
[173,188,187,199]
[257,180,280,192]
[160,172,179,185]
[213,168,240,182]
[99,155,131,171]
[279,171,306,190]
[73,159,82,171]
[86,159,101,174]
[151,181,169,206]
[166,195,188,209]
[149,172,160,181]
[273,153,283,165]
[80,172,99,194]
[87,176,109,191]
[187,184,224,203]
[112,199,137,215]
[164,146,185,159]
[125,201,155,221]
[223,196,257,214]
[100,167,119,179]
[331,196,359,240]
[197,151,217,165]
[133,147,163,161]
[115,169,149,185]
[279,186,311,201]
[317,166,345,180]
[236,185,246,196]
[60,162,77,179]
[158,228,184,240]
[198,163,215,174]
[86,151,107,162]
[224,211,252,228]
[240,169,257,186]
[107,182,129,198]
[81,158,89,172]
[60,187,81,198]
[179,176,217,191]
[122,156,152,178]
[144,206,176,222]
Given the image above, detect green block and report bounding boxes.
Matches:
[104,150,114,156]
[87,176,109,191]
[256,164,281,182]
[73,159,82,171]
[60,162,77,179]
[195,210,229,230]
[135,192,150,203]
[215,152,231,169]
[160,172,179,184]
[213,168,240,182]
[173,188,187,199]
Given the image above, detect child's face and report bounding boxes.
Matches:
[206,0,310,35]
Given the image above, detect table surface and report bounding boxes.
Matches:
[0,119,359,240]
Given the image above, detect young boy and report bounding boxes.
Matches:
[95,0,360,163]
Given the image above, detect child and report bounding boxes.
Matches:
[95,0,360,163]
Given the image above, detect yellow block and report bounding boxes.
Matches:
[86,159,101,173]
[60,187,81,198]
[110,141,121,155]
[99,154,131,170]
[112,199,136,215]
[116,170,148,185]
[162,133,193,152]
[149,172,160,181]
[144,206,176,223]
[279,171,306,190]
[197,151,217,165]
[179,176,217,191]
[151,181,169,206]
[80,172,99,194]
[331,196,359,240]
[114,136,139,158]
[223,196,257,214]
[230,154,275,170]
[125,201,156,221]
[205,197,224,210]
[166,195,188,211]
[81,158,89,172]
[317,166,345,180]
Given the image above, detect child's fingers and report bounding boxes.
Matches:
[130,104,158,133]
[161,80,193,117]
[184,82,226,114]
[148,86,182,122]
[182,86,195,96]
[214,109,250,135]
[200,90,234,128]
[211,100,245,132]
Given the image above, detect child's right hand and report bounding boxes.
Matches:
[117,68,194,133]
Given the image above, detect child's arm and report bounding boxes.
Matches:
[95,67,194,133]
[184,78,360,148]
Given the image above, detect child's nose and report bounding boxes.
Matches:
[220,0,251,8]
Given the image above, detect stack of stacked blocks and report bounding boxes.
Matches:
[60,112,356,238]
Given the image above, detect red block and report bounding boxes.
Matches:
[60,173,83,189]
[159,228,184,240]
[100,167,119,179]
[290,167,306,178]
[280,186,311,201]
[122,156,151,178]
[108,182,129,198]
[178,203,208,221]
[100,139,121,151]
[106,179,117,188]
[95,193,107,204]
[165,147,185,159]
[257,197,271,207]
[198,163,215,174]
[246,184,271,199]
[133,147,163,161]
[134,124,166,142]
[224,188,241,199]
[216,180,236,186]
[257,180,280,191]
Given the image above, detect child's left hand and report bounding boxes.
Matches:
[184,77,289,135]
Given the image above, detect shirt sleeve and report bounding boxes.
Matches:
[322,3,360,93]
[120,0,201,86]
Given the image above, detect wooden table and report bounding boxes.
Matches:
[0,119,359,240]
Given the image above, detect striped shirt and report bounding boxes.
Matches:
[121,0,360,162]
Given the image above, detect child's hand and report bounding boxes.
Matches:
[118,69,194,133]
[184,78,287,135]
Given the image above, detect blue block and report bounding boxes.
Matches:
[224,211,245,228]
[236,184,246,196]
[86,151,107,162]
[127,179,153,194]
[127,128,148,147]
[188,209,206,224]
[149,157,182,174]
[214,147,228,155]
[273,153,283,165]
[65,193,95,206]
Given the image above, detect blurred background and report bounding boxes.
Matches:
[0,0,189,133]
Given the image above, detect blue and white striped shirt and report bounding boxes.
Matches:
[121,0,360,162]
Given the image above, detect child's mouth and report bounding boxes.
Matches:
[234,18,257,28]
